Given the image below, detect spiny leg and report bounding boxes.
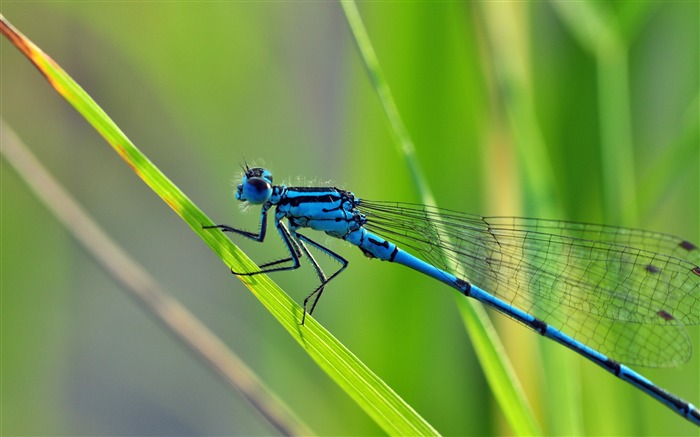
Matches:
[204,209,348,323]
[203,203,271,242]
[255,229,304,270]
[230,221,304,276]
[204,206,305,275]
[295,232,349,324]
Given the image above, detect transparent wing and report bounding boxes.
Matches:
[359,200,700,367]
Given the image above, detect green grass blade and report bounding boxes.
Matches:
[1,119,313,437]
[1,13,438,436]
[637,94,700,217]
[341,2,541,435]
[478,3,604,433]
[477,4,579,434]
[551,1,638,225]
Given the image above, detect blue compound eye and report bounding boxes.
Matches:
[242,177,272,204]
[247,167,273,185]
[259,169,273,185]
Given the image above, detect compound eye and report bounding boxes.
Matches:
[261,170,273,184]
[248,167,273,185]
[242,177,272,204]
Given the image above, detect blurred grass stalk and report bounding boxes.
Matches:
[343,0,690,434]
[477,3,580,435]
[0,119,313,436]
[549,2,696,431]
[637,94,699,217]
[479,2,691,434]
[342,1,541,435]
[550,1,639,225]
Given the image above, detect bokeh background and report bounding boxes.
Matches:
[2,2,698,436]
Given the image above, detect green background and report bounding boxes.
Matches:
[2,2,698,436]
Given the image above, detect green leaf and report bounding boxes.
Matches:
[0,13,438,436]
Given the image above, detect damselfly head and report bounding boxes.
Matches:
[235,167,274,205]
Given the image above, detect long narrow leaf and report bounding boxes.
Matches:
[1,119,312,437]
[340,2,541,435]
[1,14,437,436]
